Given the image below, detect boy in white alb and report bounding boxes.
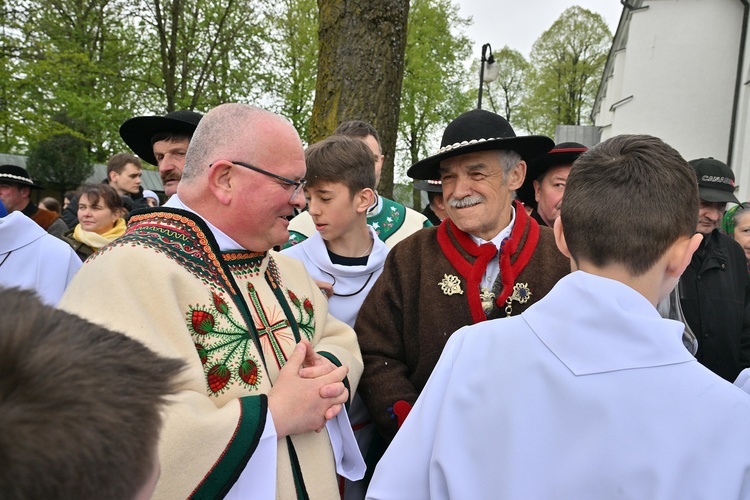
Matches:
[367,135,750,499]
[282,135,389,499]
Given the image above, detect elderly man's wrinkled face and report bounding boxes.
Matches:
[439,150,525,241]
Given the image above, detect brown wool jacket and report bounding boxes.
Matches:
[354,202,570,441]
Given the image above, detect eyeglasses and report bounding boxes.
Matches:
[220,160,306,202]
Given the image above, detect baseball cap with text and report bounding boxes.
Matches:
[688,157,740,205]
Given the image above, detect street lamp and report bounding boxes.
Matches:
[477,43,499,109]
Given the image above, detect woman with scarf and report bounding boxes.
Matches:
[62,184,126,261]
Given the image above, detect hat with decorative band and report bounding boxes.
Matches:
[0,164,43,189]
[407,109,554,181]
[412,179,443,193]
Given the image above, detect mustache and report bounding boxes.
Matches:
[161,171,181,183]
[448,195,485,209]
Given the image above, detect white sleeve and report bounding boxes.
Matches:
[326,405,366,480]
[224,409,278,499]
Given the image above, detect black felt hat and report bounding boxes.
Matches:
[412,179,443,193]
[119,110,203,166]
[407,109,554,180]
[517,142,588,207]
[0,164,42,189]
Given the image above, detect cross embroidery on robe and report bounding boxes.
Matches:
[247,282,293,370]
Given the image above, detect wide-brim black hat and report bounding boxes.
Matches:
[517,142,588,207]
[0,164,42,189]
[407,109,554,180]
[119,110,203,166]
[412,179,443,193]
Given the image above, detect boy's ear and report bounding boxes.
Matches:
[667,233,703,278]
[356,188,376,213]
[553,217,571,258]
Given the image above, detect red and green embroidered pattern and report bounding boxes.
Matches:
[188,292,264,395]
[285,289,315,341]
[223,251,264,278]
[102,211,237,294]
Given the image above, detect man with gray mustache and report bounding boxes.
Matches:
[354,109,570,449]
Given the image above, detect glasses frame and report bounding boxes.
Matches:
[216,160,306,202]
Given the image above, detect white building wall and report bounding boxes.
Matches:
[595,0,745,169]
[732,24,750,202]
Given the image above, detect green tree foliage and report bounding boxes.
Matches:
[492,46,529,125]
[0,0,269,167]
[138,0,269,113]
[518,6,611,137]
[397,0,472,208]
[26,114,93,193]
[262,0,319,142]
[2,0,142,161]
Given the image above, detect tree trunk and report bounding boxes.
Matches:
[311,0,409,199]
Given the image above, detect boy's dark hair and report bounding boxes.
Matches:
[333,120,381,154]
[304,135,377,196]
[107,152,142,176]
[561,134,698,277]
[0,288,183,499]
[77,183,125,214]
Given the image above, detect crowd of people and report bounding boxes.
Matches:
[2,102,750,499]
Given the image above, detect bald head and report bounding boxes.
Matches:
[175,103,306,251]
[180,104,298,185]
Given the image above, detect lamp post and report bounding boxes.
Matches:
[477,43,499,109]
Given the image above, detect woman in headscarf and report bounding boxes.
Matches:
[723,203,750,272]
[62,184,126,261]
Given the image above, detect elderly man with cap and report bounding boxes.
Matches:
[517,141,587,227]
[354,109,570,444]
[119,110,203,198]
[0,165,67,237]
[678,158,750,381]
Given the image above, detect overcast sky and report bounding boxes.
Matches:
[456,0,624,58]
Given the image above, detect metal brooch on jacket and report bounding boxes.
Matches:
[439,274,464,296]
[504,282,531,316]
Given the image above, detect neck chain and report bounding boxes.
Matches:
[321,269,376,297]
[356,239,374,258]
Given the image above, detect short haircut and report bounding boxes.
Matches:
[76,183,125,214]
[181,104,289,183]
[39,196,61,214]
[107,152,142,176]
[497,149,522,181]
[0,288,183,499]
[561,134,698,277]
[333,120,382,154]
[304,136,376,196]
[64,190,76,201]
